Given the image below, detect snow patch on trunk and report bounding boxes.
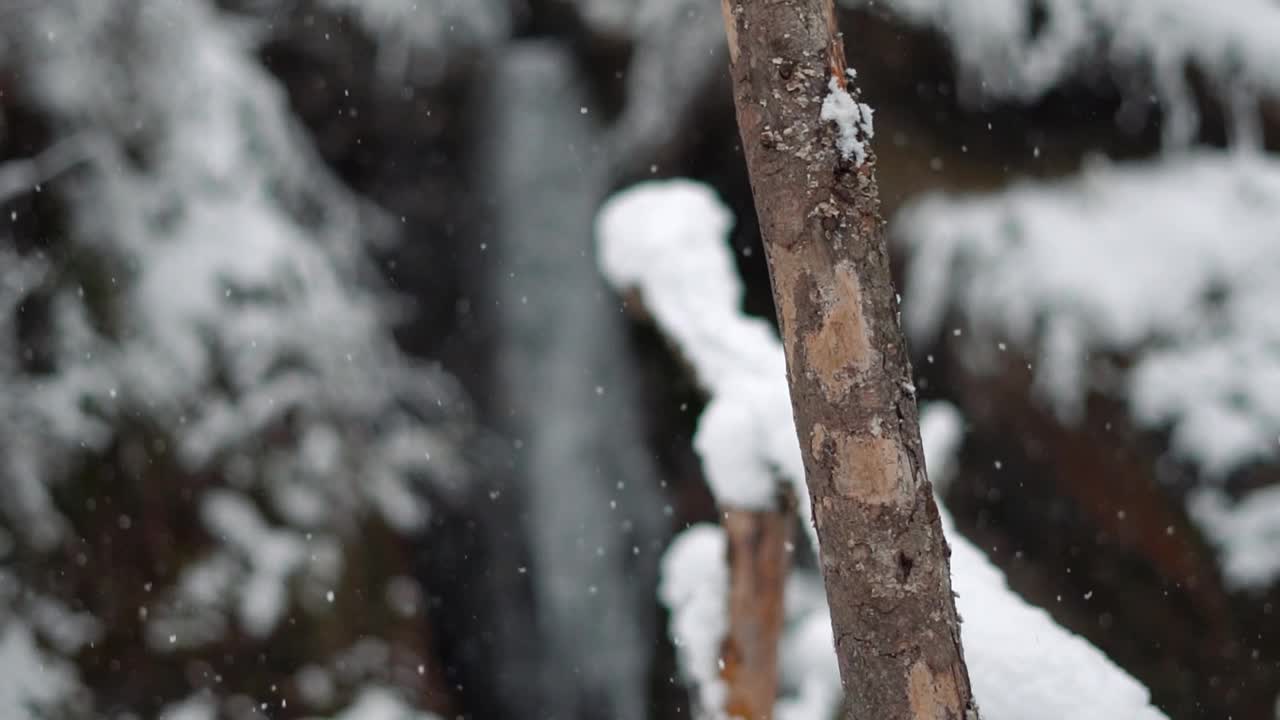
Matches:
[820,73,875,166]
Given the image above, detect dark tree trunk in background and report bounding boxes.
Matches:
[718,2,978,718]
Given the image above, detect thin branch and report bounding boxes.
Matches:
[0,134,100,205]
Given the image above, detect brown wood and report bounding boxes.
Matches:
[718,1,979,718]
[720,504,794,720]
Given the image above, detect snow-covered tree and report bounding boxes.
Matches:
[0,1,468,716]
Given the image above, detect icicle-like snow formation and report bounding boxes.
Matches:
[482,41,666,720]
[900,151,1280,587]
[598,179,1168,720]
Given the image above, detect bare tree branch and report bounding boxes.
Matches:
[0,135,98,204]
[718,1,979,718]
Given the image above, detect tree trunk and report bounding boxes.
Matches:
[717,2,979,718]
[720,504,794,720]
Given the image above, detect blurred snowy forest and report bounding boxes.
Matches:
[2,0,1280,719]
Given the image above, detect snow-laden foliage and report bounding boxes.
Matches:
[1189,486,1280,590]
[7,0,464,539]
[855,0,1280,143]
[598,179,1168,720]
[0,0,465,714]
[0,569,84,718]
[900,151,1280,588]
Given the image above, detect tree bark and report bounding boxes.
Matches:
[720,504,794,720]
[718,2,979,718]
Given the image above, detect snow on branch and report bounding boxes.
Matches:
[657,525,732,719]
[0,615,79,718]
[901,152,1280,473]
[899,151,1280,587]
[1189,485,1280,590]
[318,686,444,720]
[597,180,803,513]
[599,179,1168,720]
[852,0,1280,144]
[8,0,464,527]
[597,181,814,718]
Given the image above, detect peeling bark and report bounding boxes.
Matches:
[718,2,978,718]
[720,502,794,720]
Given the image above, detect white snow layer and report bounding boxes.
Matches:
[920,400,965,495]
[851,0,1280,144]
[158,694,217,720]
[597,180,803,513]
[902,152,1280,475]
[1187,485,1280,590]
[0,0,463,686]
[820,74,875,166]
[899,151,1280,587]
[201,490,308,637]
[0,620,79,718]
[605,180,1167,720]
[317,687,442,720]
[657,526,731,719]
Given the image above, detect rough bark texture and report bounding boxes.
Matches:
[718,2,978,718]
[720,504,794,720]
